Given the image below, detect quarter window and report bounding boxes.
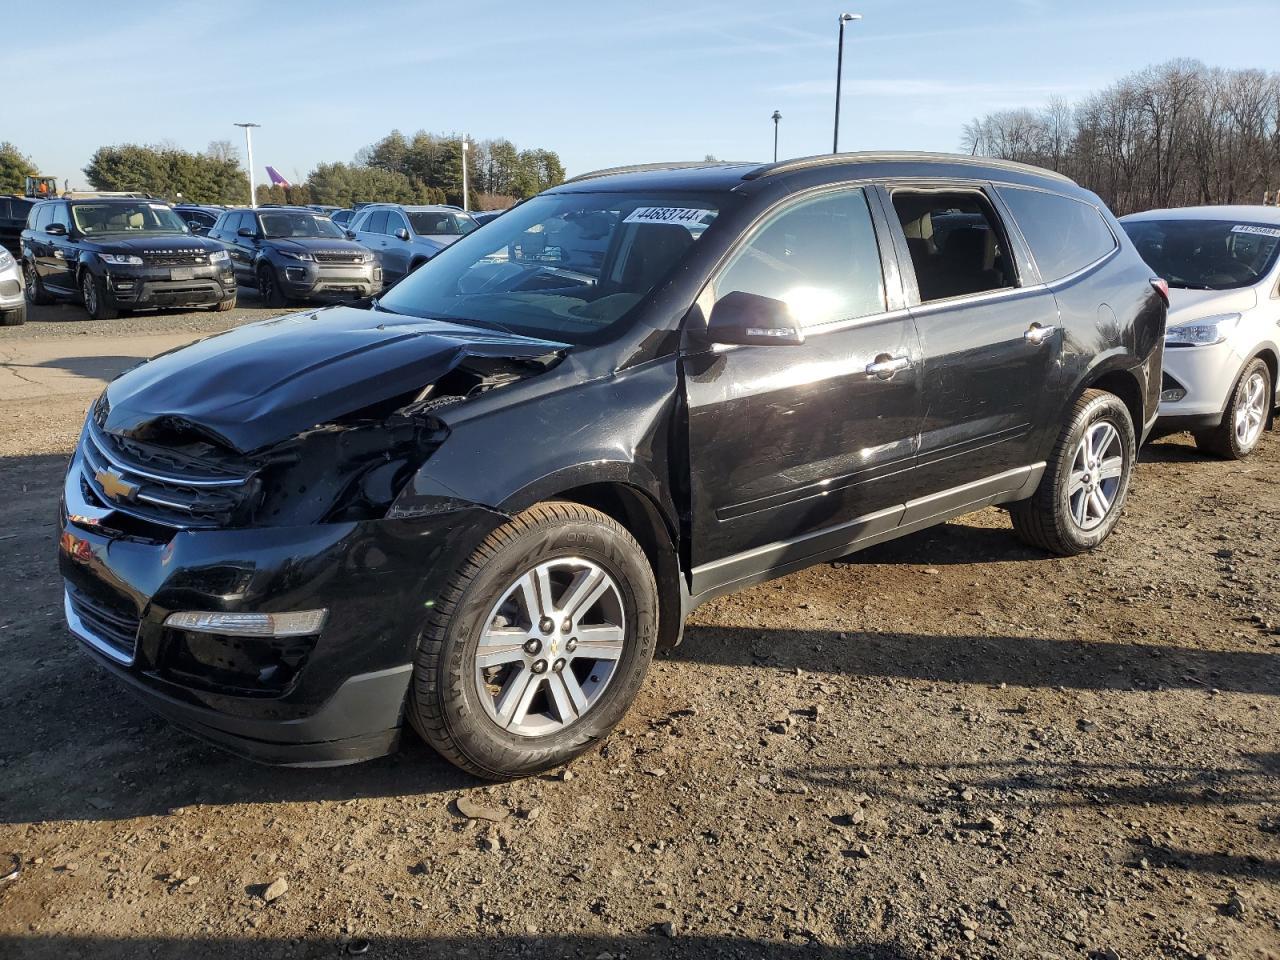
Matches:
[1000,187,1116,282]
[713,188,886,328]
[892,190,1017,302]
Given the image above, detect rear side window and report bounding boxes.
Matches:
[32,203,53,231]
[892,190,1017,302]
[1000,187,1116,282]
[713,187,886,328]
[0,199,9,219]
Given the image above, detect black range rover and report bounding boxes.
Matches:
[58,153,1165,778]
[23,198,235,319]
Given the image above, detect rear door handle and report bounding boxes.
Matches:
[865,355,912,380]
[1024,323,1056,345]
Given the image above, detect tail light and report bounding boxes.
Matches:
[1150,277,1169,306]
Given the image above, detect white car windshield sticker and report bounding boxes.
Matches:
[1231,224,1280,238]
[623,207,716,228]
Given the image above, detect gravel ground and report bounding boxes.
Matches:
[0,304,1276,959]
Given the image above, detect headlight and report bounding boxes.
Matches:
[361,251,376,263]
[0,249,12,268]
[99,253,143,266]
[277,250,314,262]
[1165,313,1240,347]
[208,249,230,263]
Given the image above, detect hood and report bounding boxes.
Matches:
[270,236,370,256]
[103,305,568,454]
[414,235,460,254]
[1167,286,1258,326]
[85,234,222,255]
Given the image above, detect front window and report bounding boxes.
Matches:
[1123,219,1280,291]
[258,212,344,240]
[71,202,189,236]
[377,192,725,344]
[408,211,479,237]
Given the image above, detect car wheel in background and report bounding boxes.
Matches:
[408,502,658,780]
[1010,388,1135,556]
[23,261,53,306]
[1193,358,1271,460]
[209,295,237,312]
[0,303,26,326]
[80,270,118,321]
[257,264,286,308]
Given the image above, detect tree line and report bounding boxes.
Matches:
[961,59,1280,215]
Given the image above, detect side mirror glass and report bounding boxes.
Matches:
[704,290,805,346]
[394,228,410,241]
[45,223,68,237]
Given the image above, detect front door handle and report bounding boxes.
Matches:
[866,354,912,380]
[1024,323,1057,345]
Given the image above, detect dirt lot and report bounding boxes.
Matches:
[0,301,1277,960]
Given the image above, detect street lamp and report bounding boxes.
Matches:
[234,123,261,208]
[460,137,469,212]
[771,110,782,162]
[833,13,862,154]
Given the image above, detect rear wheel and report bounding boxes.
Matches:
[80,270,118,321]
[1193,358,1270,460]
[1010,389,1135,556]
[408,502,658,780]
[23,261,53,306]
[257,264,286,307]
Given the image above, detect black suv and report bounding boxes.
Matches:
[172,204,226,235]
[0,195,35,255]
[58,153,1165,778]
[22,198,235,319]
[206,206,381,306]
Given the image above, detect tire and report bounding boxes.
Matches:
[1192,358,1271,460]
[408,502,658,780]
[0,303,25,326]
[1010,388,1136,556]
[256,264,286,308]
[23,260,53,306]
[209,295,237,312]
[408,258,427,275]
[80,270,118,321]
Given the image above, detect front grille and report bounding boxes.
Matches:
[66,584,140,662]
[80,420,256,529]
[142,252,208,267]
[313,251,364,264]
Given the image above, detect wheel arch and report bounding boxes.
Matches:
[1072,360,1146,438]
[1247,345,1277,428]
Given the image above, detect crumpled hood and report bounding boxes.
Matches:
[1167,286,1258,326]
[103,305,568,454]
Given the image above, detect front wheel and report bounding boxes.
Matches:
[1193,358,1271,460]
[408,502,658,780]
[256,264,286,308]
[1010,388,1135,556]
[80,270,118,321]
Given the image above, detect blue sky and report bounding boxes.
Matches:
[9,0,1276,186]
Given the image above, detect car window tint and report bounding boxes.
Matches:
[1000,187,1116,282]
[364,210,388,235]
[386,212,408,235]
[0,199,9,219]
[713,188,886,328]
[892,190,1017,302]
[33,203,53,231]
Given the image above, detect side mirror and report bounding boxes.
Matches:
[345,230,356,240]
[237,227,257,239]
[394,228,411,241]
[703,290,805,346]
[188,221,207,235]
[45,223,68,237]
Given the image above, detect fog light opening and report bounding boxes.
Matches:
[164,609,327,637]
[1160,388,1186,402]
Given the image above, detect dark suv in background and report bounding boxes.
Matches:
[207,206,381,306]
[23,198,235,319]
[0,196,35,255]
[58,153,1164,779]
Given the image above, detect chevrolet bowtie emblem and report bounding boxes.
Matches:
[95,467,139,502]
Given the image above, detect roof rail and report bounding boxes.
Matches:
[563,160,749,185]
[742,151,1076,185]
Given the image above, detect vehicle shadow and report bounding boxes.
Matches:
[1137,438,1211,464]
[0,934,918,960]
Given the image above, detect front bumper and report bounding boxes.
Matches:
[1156,342,1243,422]
[275,260,382,301]
[58,448,504,766]
[103,263,235,309]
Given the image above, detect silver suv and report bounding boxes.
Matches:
[346,204,479,285]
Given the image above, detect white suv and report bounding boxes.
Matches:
[1122,206,1280,458]
[0,246,24,325]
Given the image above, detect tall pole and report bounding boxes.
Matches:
[772,110,782,162]
[235,123,261,208]
[833,14,862,154]
[461,137,469,211]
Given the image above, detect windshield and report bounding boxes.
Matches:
[408,211,478,236]
[71,202,189,236]
[1123,218,1280,290]
[259,212,344,239]
[377,192,724,344]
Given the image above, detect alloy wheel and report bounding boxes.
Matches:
[473,557,626,737]
[259,268,274,302]
[23,262,38,302]
[81,273,97,314]
[1067,419,1125,531]
[1234,371,1268,449]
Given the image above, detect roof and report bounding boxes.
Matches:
[1120,205,1280,225]
[359,203,472,214]
[554,152,1076,194]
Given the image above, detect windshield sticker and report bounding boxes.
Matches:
[623,207,716,228]
[149,203,169,211]
[1231,224,1280,238]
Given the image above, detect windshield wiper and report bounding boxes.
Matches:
[431,315,522,337]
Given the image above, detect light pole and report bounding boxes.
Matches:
[833,13,862,154]
[460,137,469,211]
[234,122,261,207]
[771,110,782,162]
